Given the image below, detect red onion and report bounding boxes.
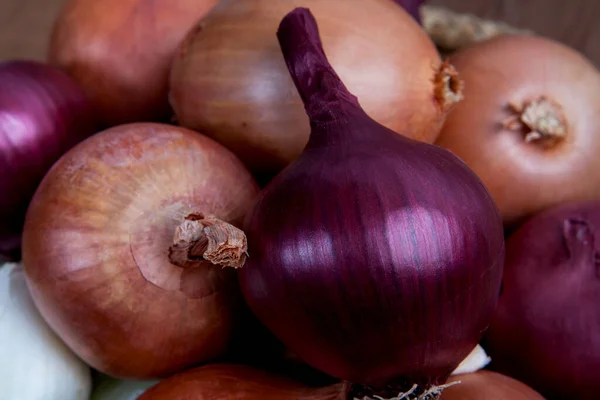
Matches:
[239,8,504,398]
[22,123,259,378]
[0,60,96,261]
[483,201,600,400]
[393,0,426,22]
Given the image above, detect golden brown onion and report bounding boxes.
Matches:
[139,364,344,400]
[22,123,259,379]
[441,371,545,400]
[49,0,218,126]
[169,0,462,177]
[435,34,600,227]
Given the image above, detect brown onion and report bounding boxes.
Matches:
[169,0,463,178]
[49,0,218,127]
[435,34,600,227]
[22,123,259,378]
[139,364,345,399]
[440,371,545,400]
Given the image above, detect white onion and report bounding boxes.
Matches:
[0,263,92,400]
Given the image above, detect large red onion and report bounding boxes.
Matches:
[0,60,96,261]
[22,123,259,379]
[483,201,600,399]
[239,8,504,398]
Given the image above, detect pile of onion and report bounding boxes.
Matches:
[169,0,463,178]
[435,34,600,227]
[239,8,504,399]
[0,60,96,261]
[22,123,259,378]
[48,0,219,126]
[483,201,600,399]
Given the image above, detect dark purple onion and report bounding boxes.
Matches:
[393,0,425,23]
[239,7,504,397]
[484,201,600,400]
[0,60,97,260]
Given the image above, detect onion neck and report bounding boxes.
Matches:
[168,213,247,269]
[503,96,568,144]
[433,60,464,113]
[277,8,362,125]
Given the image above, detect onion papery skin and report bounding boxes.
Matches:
[0,60,97,260]
[440,371,545,400]
[435,34,600,227]
[483,201,600,400]
[49,0,218,127]
[138,364,344,400]
[169,0,452,179]
[22,123,259,379]
[239,8,505,393]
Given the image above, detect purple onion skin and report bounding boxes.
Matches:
[239,8,505,394]
[0,60,97,260]
[392,0,425,23]
[484,201,600,400]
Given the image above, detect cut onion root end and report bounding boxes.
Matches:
[168,214,248,269]
[503,96,568,144]
[433,61,464,113]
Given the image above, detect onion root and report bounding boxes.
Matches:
[503,96,568,143]
[169,214,247,269]
[433,60,464,112]
[356,382,461,400]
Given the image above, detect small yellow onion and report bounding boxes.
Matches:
[170,0,462,178]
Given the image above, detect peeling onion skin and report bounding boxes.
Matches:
[138,364,345,400]
[483,201,600,399]
[21,123,260,379]
[239,8,504,394]
[435,34,600,227]
[49,0,219,127]
[440,371,545,400]
[169,0,457,178]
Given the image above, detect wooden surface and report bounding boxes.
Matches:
[0,0,65,61]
